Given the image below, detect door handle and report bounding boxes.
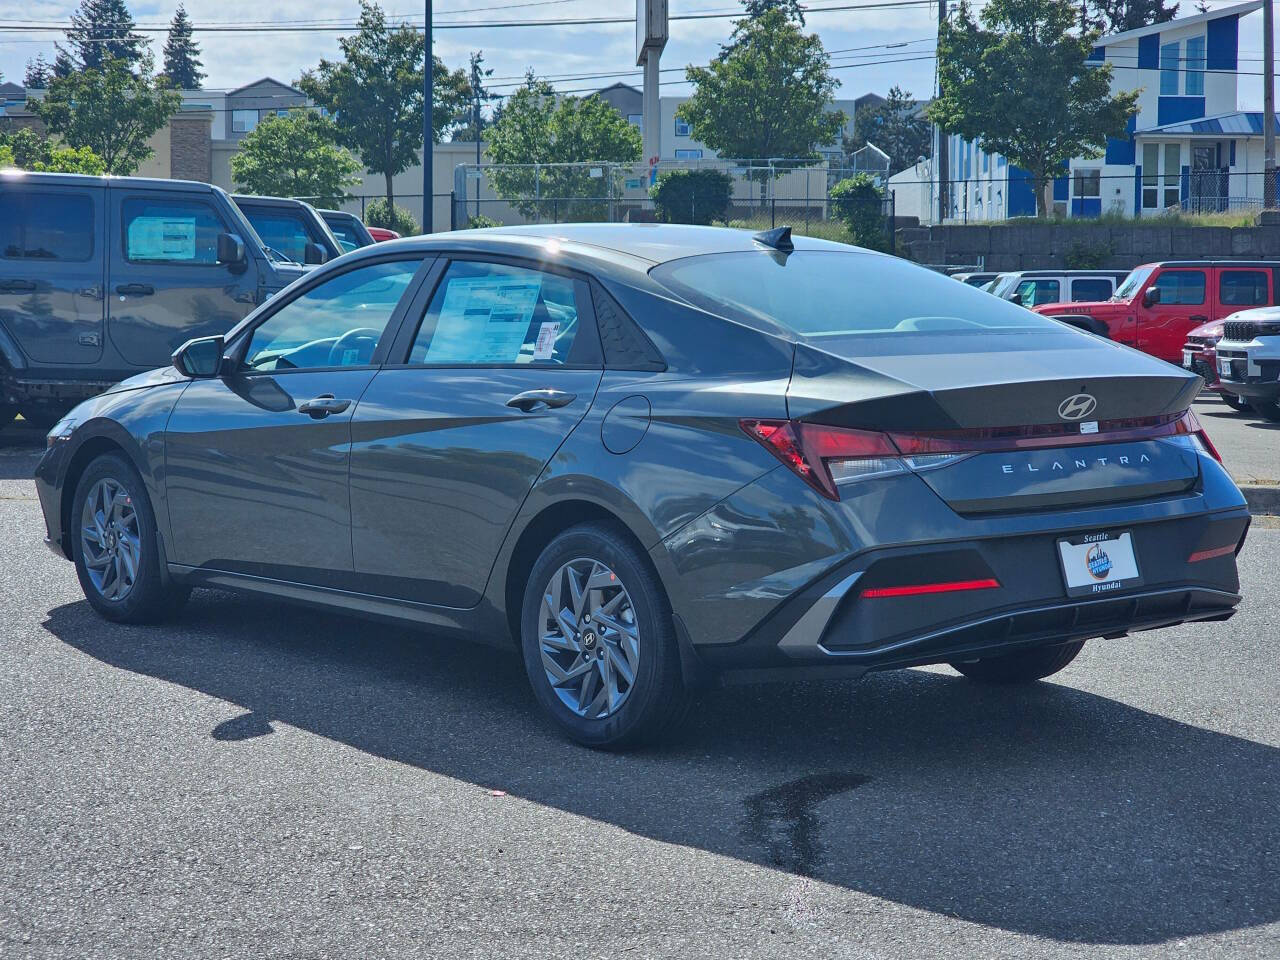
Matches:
[0,279,36,292]
[506,388,577,412]
[297,394,352,419]
[77,286,104,300]
[115,283,155,296]
[1189,315,1208,323]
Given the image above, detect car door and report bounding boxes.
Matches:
[109,189,260,373]
[0,182,106,365]
[164,255,432,583]
[348,256,604,607]
[1137,268,1207,364]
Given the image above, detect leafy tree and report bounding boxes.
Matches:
[364,197,418,235]
[52,50,76,80]
[829,173,887,249]
[677,9,844,192]
[29,54,180,174]
[650,168,734,224]
[843,86,931,175]
[162,5,205,89]
[59,0,145,71]
[485,76,642,221]
[1088,0,1177,34]
[24,55,52,88]
[0,129,105,173]
[299,1,470,209]
[929,0,1138,217]
[230,112,362,206]
[740,0,805,25]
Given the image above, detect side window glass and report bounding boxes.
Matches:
[1153,270,1206,306]
[0,191,94,261]
[122,197,225,265]
[1071,278,1113,302]
[1219,271,1268,307]
[409,261,586,366]
[244,260,419,371]
[1031,280,1060,306]
[241,210,316,264]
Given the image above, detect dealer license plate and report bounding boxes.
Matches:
[1219,358,1233,377]
[1182,349,1193,369]
[1057,532,1142,597]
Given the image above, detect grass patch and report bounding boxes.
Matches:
[985,211,1257,228]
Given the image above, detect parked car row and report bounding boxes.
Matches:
[0,172,394,428]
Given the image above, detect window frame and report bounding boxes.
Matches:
[119,194,232,268]
[1152,269,1207,306]
[380,253,604,370]
[674,117,692,137]
[1218,269,1270,307]
[231,109,258,133]
[1185,35,1206,96]
[1073,168,1101,198]
[225,253,436,377]
[1159,40,1180,96]
[0,187,97,263]
[1069,277,1114,302]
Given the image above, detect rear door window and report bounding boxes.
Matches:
[1218,270,1269,307]
[408,260,592,366]
[121,196,226,265]
[238,207,320,264]
[1152,270,1206,306]
[1016,279,1060,307]
[1070,278,1113,302]
[0,190,94,261]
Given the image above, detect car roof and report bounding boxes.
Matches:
[0,170,227,194]
[349,222,870,277]
[233,194,319,210]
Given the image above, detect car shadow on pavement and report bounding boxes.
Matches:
[0,423,45,479]
[43,592,1280,947]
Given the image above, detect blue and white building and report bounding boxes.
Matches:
[892,1,1270,221]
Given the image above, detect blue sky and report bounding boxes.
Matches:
[0,0,1270,112]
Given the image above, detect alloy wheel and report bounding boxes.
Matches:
[538,557,641,719]
[79,477,141,602]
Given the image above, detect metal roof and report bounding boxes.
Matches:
[1138,111,1280,137]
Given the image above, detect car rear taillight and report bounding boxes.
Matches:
[740,419,900,500]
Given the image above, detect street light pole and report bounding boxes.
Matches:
[423,0,434,232]
[1265,0,1276,208]
[935,0,949,223]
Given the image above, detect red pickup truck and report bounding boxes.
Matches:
[1034,261,1280,365]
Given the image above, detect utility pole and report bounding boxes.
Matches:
[422,0,433,233]
[935,0,949,222]
[1266,0,1276,208]
[637,0,668,189]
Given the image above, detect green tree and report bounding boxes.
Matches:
[364,197,419,235]
[650,168,734,224]
[230,112,362,206]
[829,174,886,249]
[843,86,931,175]
[299,1,470,209]
[929,0,1139,217]
[677,9,844,192]
[162,5,205,89]
[24,54,52,88]
[59,0,145,71]
[740,0,805,25]
[29,54,180,174]
[485,76,642,221]
[1088,0,1177,34]
[0,128,106,174]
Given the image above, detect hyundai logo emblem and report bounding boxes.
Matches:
[1058,393,1098,421]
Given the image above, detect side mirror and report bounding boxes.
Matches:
[173,335,226,379]
[1007,291,1022,306]
[217,232,246,267]
[1142,286,1161,307]
[304,242,328,265]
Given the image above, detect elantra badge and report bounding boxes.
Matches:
[1058,393,1098,421]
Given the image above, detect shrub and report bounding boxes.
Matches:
[650,168,734,225]
[466,213,503,229]
[829,174,886,250]
[365,198,419,236]
[1064,238,1113,269]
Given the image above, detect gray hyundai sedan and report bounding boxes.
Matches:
[34,224,1249,748]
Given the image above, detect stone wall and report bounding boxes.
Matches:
[897,222,1280,271]
[169,113,212,183]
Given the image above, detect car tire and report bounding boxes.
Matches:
[1221,392,1252,413]
[520,522,690,749]
[950,640,1085,684]
[1248,398,1280,422]
[71,452,190,624]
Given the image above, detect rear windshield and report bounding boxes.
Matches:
[650,251,1065,338]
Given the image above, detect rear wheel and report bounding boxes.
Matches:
[520,523,689,749]
[72,453,190,623]
[950,640,1085,684]
[1221,392,1252,413]
[1249,398,1280,422]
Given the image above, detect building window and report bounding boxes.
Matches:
[1160,41,1180,96]
[232,109,258,133]
[674,117,691,137]
[1185,35,1205,96]
[1073,169,1100,198]
[674,148,703,160]
[1142,142,1159,208]
[1163,142,1181,208]
[627,113,643,132]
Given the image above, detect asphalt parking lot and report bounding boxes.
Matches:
[2,419,1278,959]
[1193,394,1279,485]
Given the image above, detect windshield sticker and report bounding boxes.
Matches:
[533,322,560,360]
[128,216,197,260]
[425,274,542,363]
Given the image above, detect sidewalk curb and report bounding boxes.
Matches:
[1242,484,1280,516]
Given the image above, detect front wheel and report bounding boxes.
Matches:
[72,453,190,623]
[1249,398,1280,422]
[950,640,1085,684]
[520,523,689,749]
